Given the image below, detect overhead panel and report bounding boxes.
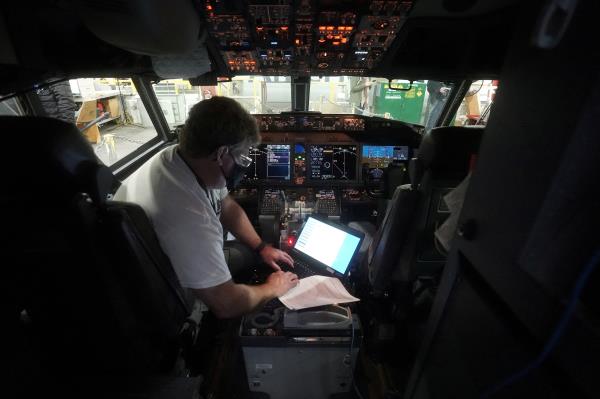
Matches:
[202,0,414,76]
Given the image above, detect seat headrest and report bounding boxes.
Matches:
[0,116,116,203]
[417,126,484,177]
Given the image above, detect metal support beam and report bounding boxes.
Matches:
[438,80,472,128]
[132,76,174,143]
[291,76,310,111]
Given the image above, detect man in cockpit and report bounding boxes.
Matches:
[116,96,298,318]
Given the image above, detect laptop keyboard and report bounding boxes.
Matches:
[291,257,319,279]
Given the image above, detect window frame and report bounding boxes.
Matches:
[0,93,29,116]
[439,80,473,129]
[106,76,178,180]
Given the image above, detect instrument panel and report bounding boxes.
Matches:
[240,113,419,187]
[202,0,415,76]
[256,114,365,132]
[232,114,420,231]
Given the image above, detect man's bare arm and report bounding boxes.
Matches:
[191,271,298,319]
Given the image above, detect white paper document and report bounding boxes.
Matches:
[278,275,360,310]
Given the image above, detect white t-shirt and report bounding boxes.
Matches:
[115,145,231,289]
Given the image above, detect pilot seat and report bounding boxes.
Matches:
[2,117,202,398]
[349,126,484,369]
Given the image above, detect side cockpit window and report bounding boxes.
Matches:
[453,80,498,127]
[0,95,26,116]
[3,78,162,169]
[67,78,160,166]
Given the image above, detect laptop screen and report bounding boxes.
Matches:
[294,217,362,274]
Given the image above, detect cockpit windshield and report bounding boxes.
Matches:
[152,76,454,127]
[151,77,497,130]
[152,76,292,124]
[309,77,452,127]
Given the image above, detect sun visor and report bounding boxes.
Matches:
[73,0,201,56]
[152,44,212,79]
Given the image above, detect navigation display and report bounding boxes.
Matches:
[245,144,291,180]
[309,145,358,180]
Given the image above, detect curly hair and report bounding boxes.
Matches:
[179,96,260,158]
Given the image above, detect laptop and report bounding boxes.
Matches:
[288,216,365,280]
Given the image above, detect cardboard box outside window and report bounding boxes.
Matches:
[81,124,100,143]
[465,94,480,117]
[105,97,120,118]
[76,100,100,143]
[76,100,98,124]
[76,96,122,144]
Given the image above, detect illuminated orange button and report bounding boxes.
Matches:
[327,26,334,31]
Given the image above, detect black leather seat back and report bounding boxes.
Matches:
[2,117,190,381]
[364,127,483,296]
[367,184,420,297]
[415,126,484,182]
[404,126,484,278]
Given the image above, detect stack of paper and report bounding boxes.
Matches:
[278,275,360,310]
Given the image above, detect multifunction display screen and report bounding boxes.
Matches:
[245,144,291,180]
[309,145,358,180]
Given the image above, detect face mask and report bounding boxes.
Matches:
[219,147,252,190]
[222,162,248,191]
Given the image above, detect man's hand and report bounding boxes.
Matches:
[266,271,299,297]
[260,245,294,271]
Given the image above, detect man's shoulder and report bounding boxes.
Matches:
[115,145,189,201]
[154,144,178,163]
[138,145,181,177]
